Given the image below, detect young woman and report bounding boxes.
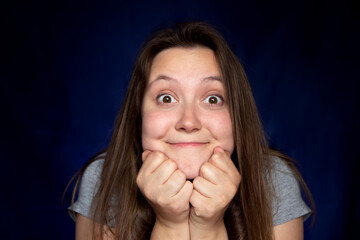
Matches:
[69,22,313,240]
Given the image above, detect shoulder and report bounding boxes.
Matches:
[69,153,106,220]
[269,156,311,226]
[82,153,105,183]
[269,156,296,189]
[80,153,106,198]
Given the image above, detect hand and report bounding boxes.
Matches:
[136,150,193,228]
[189,147,241,232]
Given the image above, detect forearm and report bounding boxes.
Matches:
[151,218,190,240]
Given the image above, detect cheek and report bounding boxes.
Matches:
[206,111,234,151]
[141,111,172,148]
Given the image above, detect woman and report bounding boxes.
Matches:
[69,22,313,240]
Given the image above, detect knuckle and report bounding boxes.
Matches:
[175,170,186,181]
[157,195,168,206]
[234,173,241,185]
[203,204,215,216]
[166,159,177,169]
[136,174,141,186]
[154,151,165,159]
[143,186,152,198]
[136,172,146,188]
[141,151,149,160]
[229,184,238,196]
[217,193,228,206]
[237,173,242,183]
[193,208,200,217]
[168,170,184,186]
[192,176,201,187]
[201,162,210,171]
[211,152,222,163]
[170,202,182,213]
[202,161,210,168]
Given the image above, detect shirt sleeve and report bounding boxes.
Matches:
[270,157,312,226]
[68,157,104,221]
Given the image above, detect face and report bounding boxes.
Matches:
[141,47,234,179]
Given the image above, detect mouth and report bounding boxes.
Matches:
[168,142,209,148]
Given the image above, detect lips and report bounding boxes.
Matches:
[168,142,209,147]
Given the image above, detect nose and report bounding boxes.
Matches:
[175,103,202,133]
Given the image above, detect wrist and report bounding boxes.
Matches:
[189,217,228,240]
[151,218,190,240]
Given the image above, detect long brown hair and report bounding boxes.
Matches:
[71,22,314,240]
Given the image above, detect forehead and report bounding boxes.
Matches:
[149,47,221,82]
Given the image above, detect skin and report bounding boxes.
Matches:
[75,214,304,239]
[75,47,305,240]
[139,47,238,239]
[141,47,234,180]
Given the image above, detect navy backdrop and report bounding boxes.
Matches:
[1,0,359,239]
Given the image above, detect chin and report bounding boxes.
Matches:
[161,147,212,180]
[182,169,200,180]
[172,156,207,180]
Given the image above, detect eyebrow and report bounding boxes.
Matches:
[202,76,223,82]
[149,74,223,86]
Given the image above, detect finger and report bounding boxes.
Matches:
[137,158,179,203]
[224,150,231,158]
[192,176,214,198]
[174,180,193,202]
[190,205,201,218]
[142,150,152,162]
[137,151,170,189]
[152,159,178,184]
[163,169,187,196]
[199,161,223,184]
[140,151,168,174]
[209,148,240,182]
[210,147,234,173]
[213,146,232,156]
[213,146,224,153]
[189,189,207,212]
[200,159,240,190]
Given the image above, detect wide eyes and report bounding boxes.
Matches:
[157,94,177,104]
[204,95,223,105]
[157,94,224,106]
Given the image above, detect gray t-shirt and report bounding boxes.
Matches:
[69,155,311,226]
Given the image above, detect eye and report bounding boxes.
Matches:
[157,94,176,104]
[204,95,224,105]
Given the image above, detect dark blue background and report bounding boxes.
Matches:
[1,0,359,239]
